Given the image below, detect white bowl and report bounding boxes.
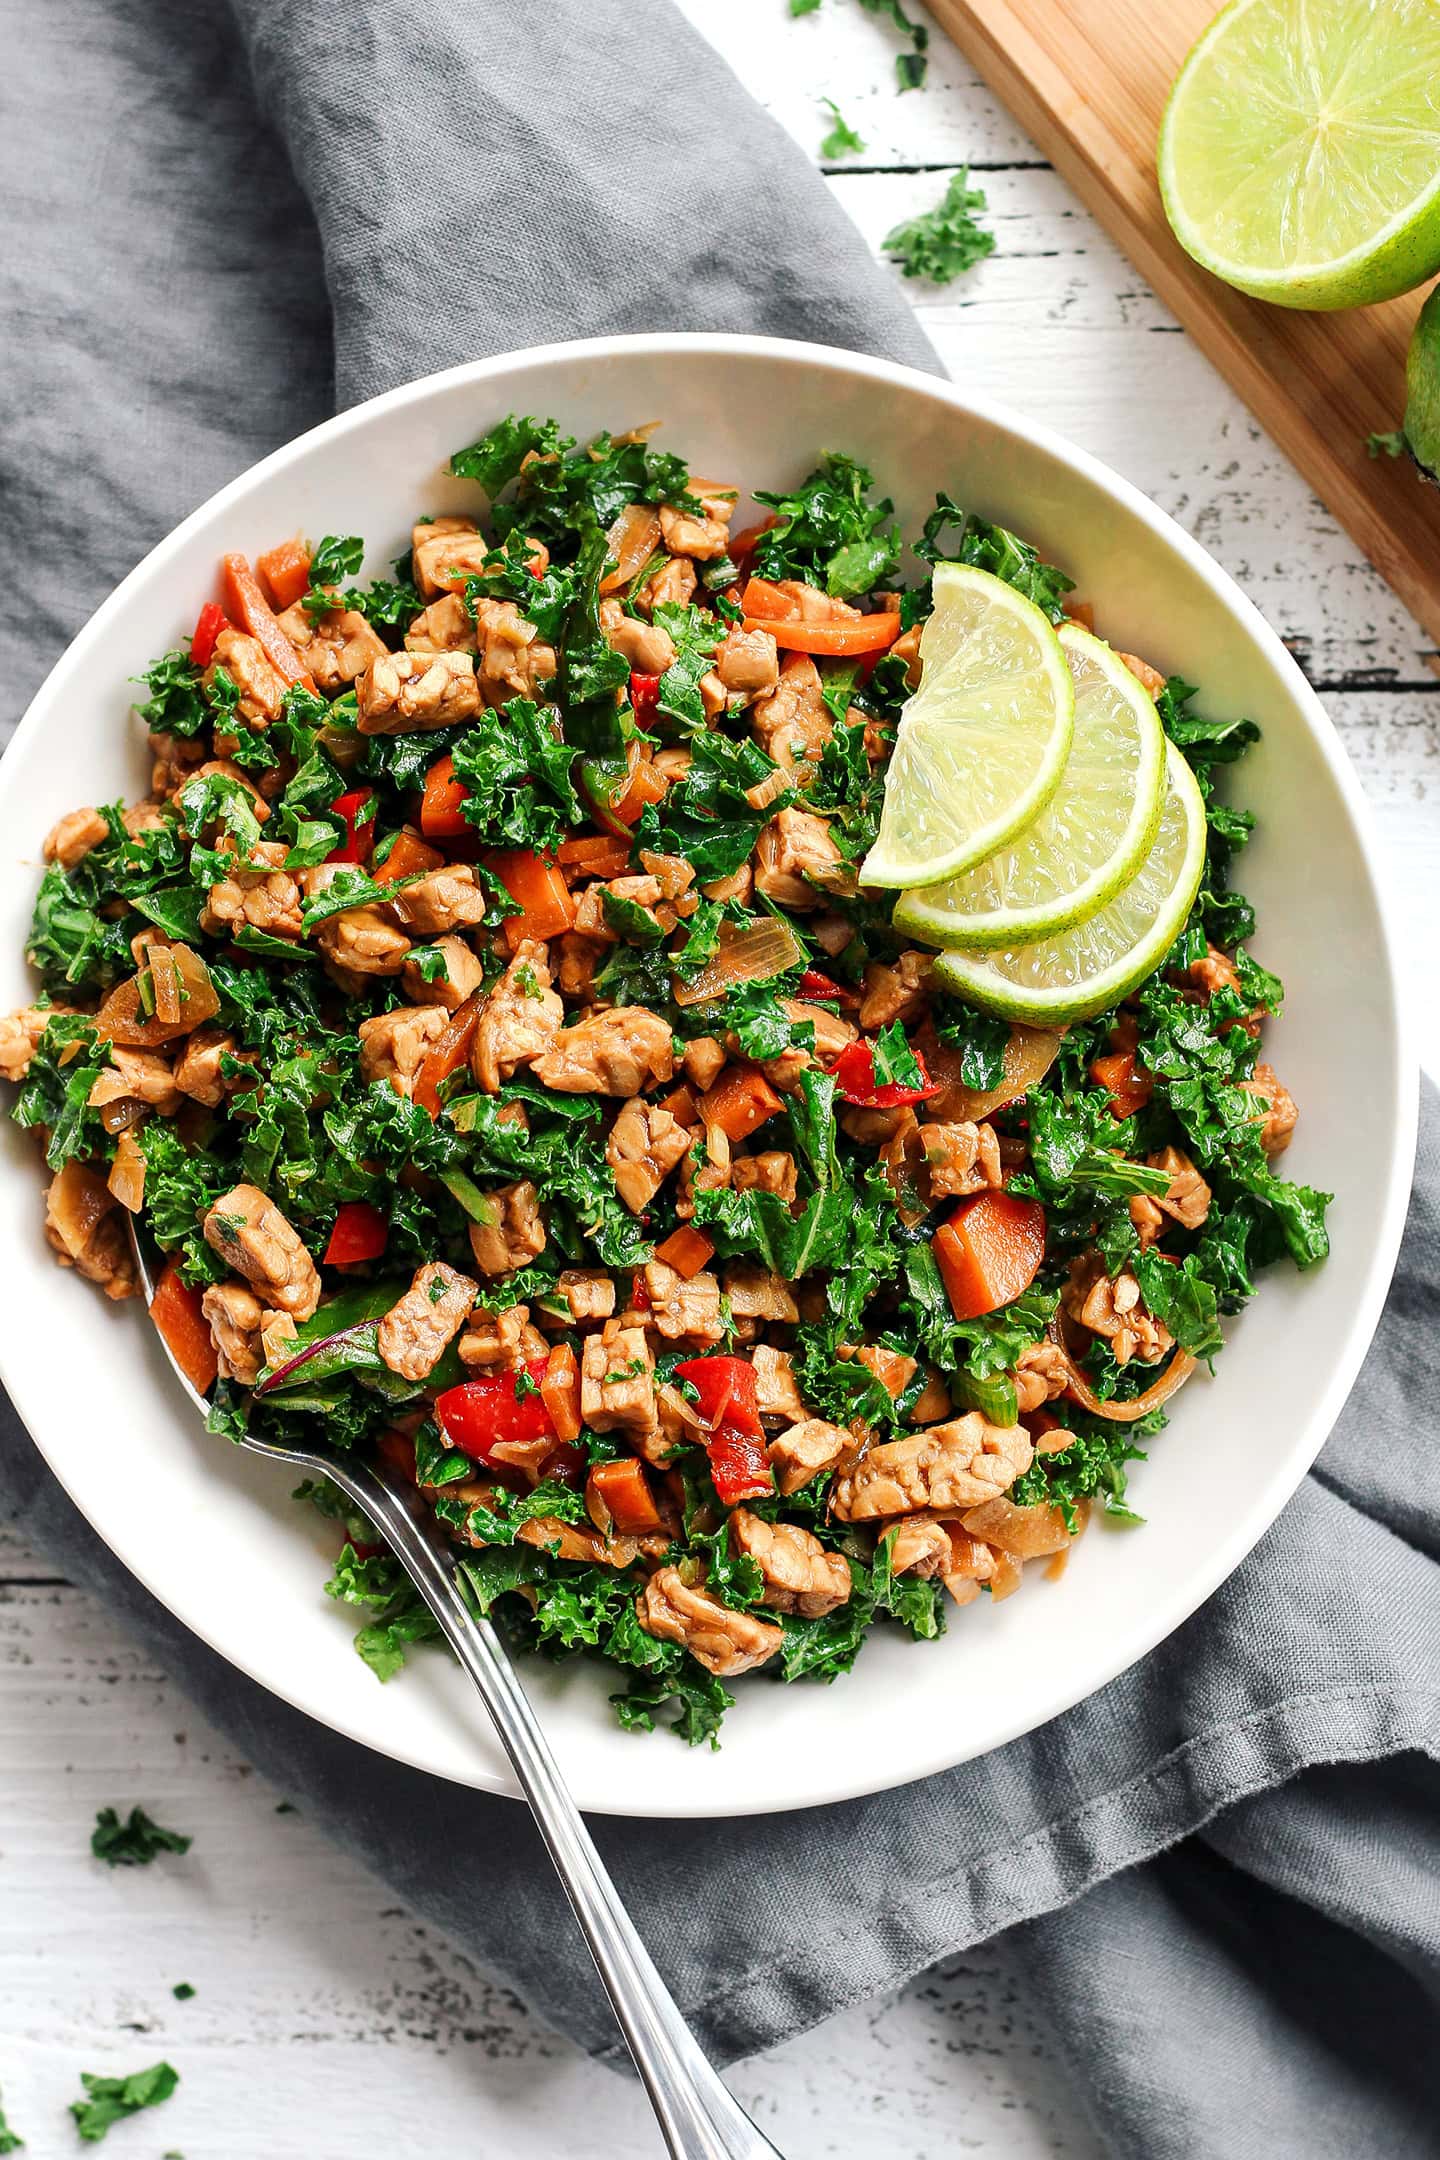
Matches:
[0,335,1415,1818]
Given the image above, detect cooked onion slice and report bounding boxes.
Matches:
[672,917,805,1006]
[1046,1310,1197,1422]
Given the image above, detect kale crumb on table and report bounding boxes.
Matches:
[1,416,1328,1746]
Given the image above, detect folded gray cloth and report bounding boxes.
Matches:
[3,5,1437,2154]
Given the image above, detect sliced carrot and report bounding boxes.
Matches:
[748,614,902,658]
[149,1258,219,1397]
[1089,1049,1152,1119]
[658,1081,699,1126]
[420,753,471,841]
[256,534,312,612]
[698,1065,784,1143]
[413,992,481,1117]
[484,847,577,951]
[557,833,632,881]
[221,553,316,691]
[740,576,903,657]
[541,1343,582,1445]
[586,1457,666,1537]
[933,1192,1046,1322]
[652,1226,715,1279]
[373,830,444,883]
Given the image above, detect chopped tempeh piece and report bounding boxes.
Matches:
[377,1262,477,1382]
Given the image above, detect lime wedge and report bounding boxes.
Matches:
[1159,0,1440,310]
[930,742,1207,1024]
[893,624,1166,950]
[860,563,1074,890]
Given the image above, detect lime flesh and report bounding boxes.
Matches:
[894,624,1166,950]
[860,563,1074,890]
[1159,0,1440,310]
[931,742,1208,1025]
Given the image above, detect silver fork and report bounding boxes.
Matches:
[128,1222,782,2160]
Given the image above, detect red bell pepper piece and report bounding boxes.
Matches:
[149,1257,219,1397]
[830,1037,941,1110]
[326,786,374,865]
[630,1270,652,1313]
[798,966,860,1009]
[435,1362,556,1461]
[674,1354,762,1437]
[706,1425,774,1506]
[189,601,228,670]
[323,1201,388,1266]
[629,670,661,720]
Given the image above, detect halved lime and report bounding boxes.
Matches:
[860,563,1074,890]
[893,624,1166,950]
[1404,281,1440,480]
[930,742,1207,1024]
[1159,0,1440,310]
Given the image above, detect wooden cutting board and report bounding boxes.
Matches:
[929,0,1440,649]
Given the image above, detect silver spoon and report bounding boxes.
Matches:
[128,1221,782,2160]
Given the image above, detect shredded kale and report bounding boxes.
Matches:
[883,169,994,284]
[819,98,866,159]
[69,2063,179,2143]
[917,497,1074,620]
[90,1806,192,1867]
[753,453,903,598]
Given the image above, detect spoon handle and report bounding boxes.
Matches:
[331,1457,784,2160]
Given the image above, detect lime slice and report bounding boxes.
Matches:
[1159,0,1440,310]
[860,563,1074,890]
[893,624,1166,950]
[930,742,1207,1024]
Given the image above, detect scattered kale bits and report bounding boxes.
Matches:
[69,2063,179,2143]
[90,1807,192,1867]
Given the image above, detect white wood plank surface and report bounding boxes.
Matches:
[3,6,1436,2155]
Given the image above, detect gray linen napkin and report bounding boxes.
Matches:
[3,4,1437,2153]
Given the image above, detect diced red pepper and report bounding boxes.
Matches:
[323,1201,388,1266]
[190,601,227,670]
[798,966,860,1009]
[629,670,662,720]
[630,1270,652,1313]
[706,1424,774,1506]
[435,1361,556,1461]
[674,1354,762,1437]
[830,1038,941,1110]
[326,786,374,865]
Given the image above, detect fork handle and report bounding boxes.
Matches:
[334,1460,783,2160]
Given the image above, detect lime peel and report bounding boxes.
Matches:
[929,742,1208,1025]
[860,562,1074,891]
[894,624,1166,950]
